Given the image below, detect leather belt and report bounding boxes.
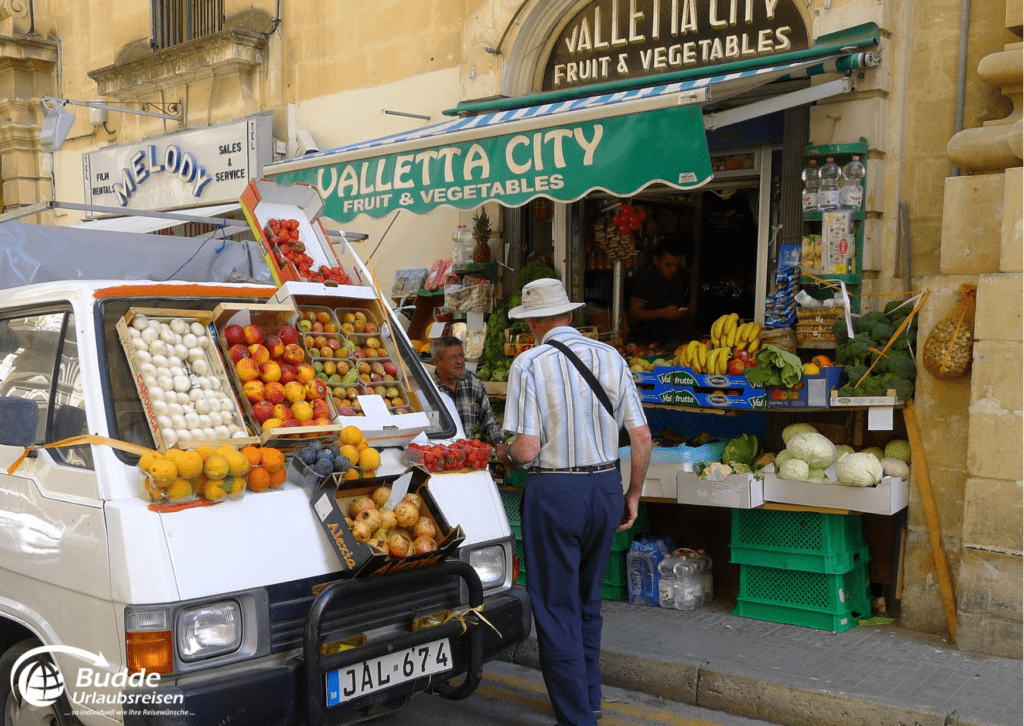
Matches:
[529,461,618,475]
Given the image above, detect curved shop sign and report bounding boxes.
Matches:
[268,104,712,223]
[543,0,809,90]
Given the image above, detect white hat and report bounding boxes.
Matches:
[508,278,584,319]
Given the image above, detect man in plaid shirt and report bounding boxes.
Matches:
[431,336,508,460]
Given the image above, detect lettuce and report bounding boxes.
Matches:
[721,434,759,467]
[744,345,803,388]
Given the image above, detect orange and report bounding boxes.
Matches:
[202,480,227,501]
[357,439,369,451]
[358,448,381,471]
[269,468,287,488]
[194,445,216,462]
[291,401,314,423]
[241,446,263,467]
[340,425,364,446]
[247,466,271,493]
[342,468,361,481]
[260,447,285,473]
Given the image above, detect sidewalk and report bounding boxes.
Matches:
[503,593,1023,726]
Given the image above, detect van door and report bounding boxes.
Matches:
[0,308,117,678]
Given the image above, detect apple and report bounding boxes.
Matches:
[243,324,265,346]
[282,344,305,366]
[228,344,250,364]
[295,363,316,384]
[305,378,329,400]
[223,324,247,347]
[265,334,285,360]
[260,360,282,383]
[279,363,297,383]
[243,380,265,403]
[264,381,286,404]
[236,358,260,382]
[283,381,307,404]
[278,324,299,346]
[252,400,275,423]
[272,402,293,421]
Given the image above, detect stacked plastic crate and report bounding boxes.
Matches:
[729,509,872,632]
[501,487,648,601]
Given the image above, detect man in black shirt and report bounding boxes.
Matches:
[629,236,698,349]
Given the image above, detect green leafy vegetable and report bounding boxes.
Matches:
[721,434,760,467]
[744,345,803,388]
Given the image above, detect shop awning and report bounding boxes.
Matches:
[72,202,244,234]
[263,25,878,224]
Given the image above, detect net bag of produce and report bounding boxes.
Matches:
[923,283,976,379]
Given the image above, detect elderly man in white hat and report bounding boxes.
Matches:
[504,277,651,726]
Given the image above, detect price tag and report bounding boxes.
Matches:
[868,405,894,430]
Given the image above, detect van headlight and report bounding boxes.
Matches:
[177,600,242,661]
[469,546,505,587]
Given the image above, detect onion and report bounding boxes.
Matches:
[161,429,178,446]
[140,327,159,344]
[187,348,206,363]
[131,338,148,352]
[191,359,209,376]
[170,319,187,335]
[156,415,173,430]
[170,414,187,430]
[135,350,152,365]
[159,328,176,345]
[209,411,224,426]
[148,341,168,357]
[128,327,141,339]
[190,322,206,337]
[173,344,189,360]
[182,333,198,349]
[172,375,191,393]
[184,412,200,430]
[167,355,184,368]
[139,363,157,377]
[176,392,191,406]
[151,356,170,370]
[176,429,193,445]
[143,375,158,389]
[215,425,232,440]
[148,386,166,402]
[131,314,149,330]
[166,402,184,416]
[157,376,174,391]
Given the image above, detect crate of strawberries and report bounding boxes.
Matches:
[404,439,492,472]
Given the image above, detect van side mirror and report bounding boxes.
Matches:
[0,397,38,448]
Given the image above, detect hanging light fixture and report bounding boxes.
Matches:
[39,96,183,151]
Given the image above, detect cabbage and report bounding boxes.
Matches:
[834,444,855,458]
[861,446,884,461]
[779,458,810,482]
[881,457,911,479]
[787,433,837,469]
[721,434,759,467]
[806,467,828,482]
[884,439,911,463]
[774,450,794,469]
[782,423,818,445]
[836,452,883,487]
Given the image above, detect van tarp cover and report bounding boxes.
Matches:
[0,221,274,288]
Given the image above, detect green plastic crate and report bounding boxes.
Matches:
[603,549,627,586]
[732,561,871,632]
[730,509,865,572]
[501,488,523,528]
[601,582,628,601]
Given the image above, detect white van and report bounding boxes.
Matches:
[0,231,529,725]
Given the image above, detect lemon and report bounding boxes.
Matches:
[138,450,164,473]
[802,362,821,376]
[175,451,204,479]
[215,444,238,459]
[358,448,381,472]
[341,426,364,446]
[204,454,230,479]
[195,445,216,462]
[166,478,194,503]
[340,445,360,466]
[225,451,250,476]
[148,459,178,482]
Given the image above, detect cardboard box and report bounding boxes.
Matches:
[830,390,900,407]
[631,367,678,403]
[762,471,909,515]
[766,367,845,408]
[241,178,362,287]
[668,368,767,409]
[267,287,432,447]
[117,307,258,452]
[310,467,465,577]
[618,458,687,499]
[212,302,343,444]
[677,471,764,509]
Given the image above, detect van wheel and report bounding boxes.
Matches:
[0,639,77,726]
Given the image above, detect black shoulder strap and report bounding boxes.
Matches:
[545,338,615,418]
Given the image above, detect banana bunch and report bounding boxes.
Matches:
[676,340,733,374]
[710,313,763,356]
[706,346,732,375]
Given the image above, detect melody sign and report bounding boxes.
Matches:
[268,104,712,222]
[543,0,809,89]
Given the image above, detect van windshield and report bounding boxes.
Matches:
[97,295,456,460]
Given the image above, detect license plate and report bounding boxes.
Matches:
[325,638,452,706]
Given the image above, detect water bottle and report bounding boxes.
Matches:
[657,553,681,608]
[818,157,842,210]
[697,550,714,604]
[667,549,702,611]
[800,159,820,211]
[627,538,672,606]
[840,155,866,210]
[452,225,474,265]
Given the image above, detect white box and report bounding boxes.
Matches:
[676,471,764,509]
[354,395,430,448]
[762,472,909,515]
[618,458,683,500]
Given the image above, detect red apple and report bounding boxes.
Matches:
[259,360,282,383]
[228,344,250,364]
[279,325,299,346]
[243,325,265,346]
[243,380,265,403]
[248,343,271,365]
[264,381,286,404]
[279,363,297,384]
[223,324,246,347]
[236,358,260,382]
[265,334,285,360]
[252,400,275,423]
[282,344,305,366]
[305,378,329,400]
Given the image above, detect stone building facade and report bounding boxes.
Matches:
[0,0,1019,657]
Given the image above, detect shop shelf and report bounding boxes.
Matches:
[732,561,871,632]
[730,509,864,572]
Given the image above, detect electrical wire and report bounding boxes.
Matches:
[161,229,222,281]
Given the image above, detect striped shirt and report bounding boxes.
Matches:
[503,326,647,469]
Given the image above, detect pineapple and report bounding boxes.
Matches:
[472,209,492,263]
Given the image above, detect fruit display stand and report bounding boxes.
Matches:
[241,178,364,287]
[212,302,343,445]
[117,307,258,452]
[269,285,431,448]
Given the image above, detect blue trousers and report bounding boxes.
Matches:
[522,469,622,726]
